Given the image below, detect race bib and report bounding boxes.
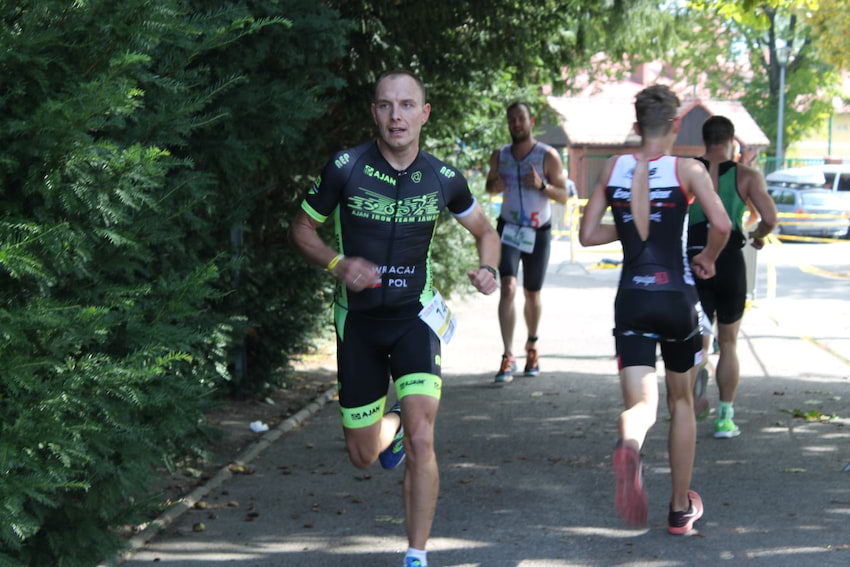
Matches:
[501,223,536,253]
[418,290,456,344]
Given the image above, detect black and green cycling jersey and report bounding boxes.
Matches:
[301,141,476,317]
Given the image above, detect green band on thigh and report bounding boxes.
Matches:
[395,373,442,400]
[340,396,386,429]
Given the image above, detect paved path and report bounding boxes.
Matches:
[119,240,850,567]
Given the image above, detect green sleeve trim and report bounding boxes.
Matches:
[301,200,328,223]
[334,303,347,341]
[340,396,386,429]
[395,373,442,400]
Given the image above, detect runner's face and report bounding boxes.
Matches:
[371,75,430,153]
[507,106,533,143]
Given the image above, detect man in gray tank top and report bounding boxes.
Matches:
[485,102,568,383]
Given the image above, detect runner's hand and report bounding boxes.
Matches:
[468,267,498,295]
[524,167,543,190]
[333,256,379,292]
[749,231,766,250]
[689,252,716,280]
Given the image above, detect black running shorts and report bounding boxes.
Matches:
[694,247,746,325]
[335,306,442,429]
[496,218,552,292]
[613,290,703,373]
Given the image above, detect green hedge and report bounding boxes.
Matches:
[0,2,347,564]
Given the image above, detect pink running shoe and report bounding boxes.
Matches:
[613,443,648,526]
[667,490,704,535]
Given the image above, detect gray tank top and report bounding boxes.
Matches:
[498,142,553,228]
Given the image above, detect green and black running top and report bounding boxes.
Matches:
[301,141,476,317]
[688,158,747,251]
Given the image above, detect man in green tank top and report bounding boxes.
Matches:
[687,116,778,439]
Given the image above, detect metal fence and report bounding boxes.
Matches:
[755,156,827,176]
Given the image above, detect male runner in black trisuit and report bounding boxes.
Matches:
[688,116,777,437]
[580,84,730,534]
[289,69,499,567]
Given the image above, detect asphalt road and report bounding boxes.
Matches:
[116,238,850,567]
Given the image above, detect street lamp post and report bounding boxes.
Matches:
[775,45,792,169]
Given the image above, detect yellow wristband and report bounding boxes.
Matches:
[326,254,344,272]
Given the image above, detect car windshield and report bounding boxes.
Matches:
[801,192,842,207]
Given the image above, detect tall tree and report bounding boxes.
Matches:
[804,0,850,70]
[675,1,840,158]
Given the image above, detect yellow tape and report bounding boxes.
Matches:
[753,304,850,368]
[800,334,850,367]
[774,233,847,244]
[798,264,850,279]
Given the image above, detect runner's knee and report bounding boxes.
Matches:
[343,426,382,469]
[666,378,693,408]
[500,277,518,296]
[523,289,542,303]
[404,425,435,463]
[345,439,378,469]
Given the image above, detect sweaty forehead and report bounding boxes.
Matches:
[375,75,424,104]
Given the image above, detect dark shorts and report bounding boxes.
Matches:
[497,218,551,292]
[614,290,703,373]
[335,305,442,429]
[694,247,746,325]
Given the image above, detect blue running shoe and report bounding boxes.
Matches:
[405,557,425,567]
[495,355,516,383]
[379,402,405,469]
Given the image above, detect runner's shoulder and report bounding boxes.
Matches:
[325,141,374,174]
[419,151,466,184]
[538,141,558,156]
[677,156,708,177]
[735,162,763,182]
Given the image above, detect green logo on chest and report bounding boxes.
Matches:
[349,189,440,223]
[363,165,397,186]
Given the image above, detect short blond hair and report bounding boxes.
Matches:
[374,69,427,104]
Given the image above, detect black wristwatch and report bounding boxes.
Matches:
[480,265,498,279]
[539,179,547,192]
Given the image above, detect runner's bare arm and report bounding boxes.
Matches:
[455,204,500,295]
[457,203,502,295]
[289,210,376,291]
[485,149,506,195]
[579,158,619,246]
[739,165,778,246]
